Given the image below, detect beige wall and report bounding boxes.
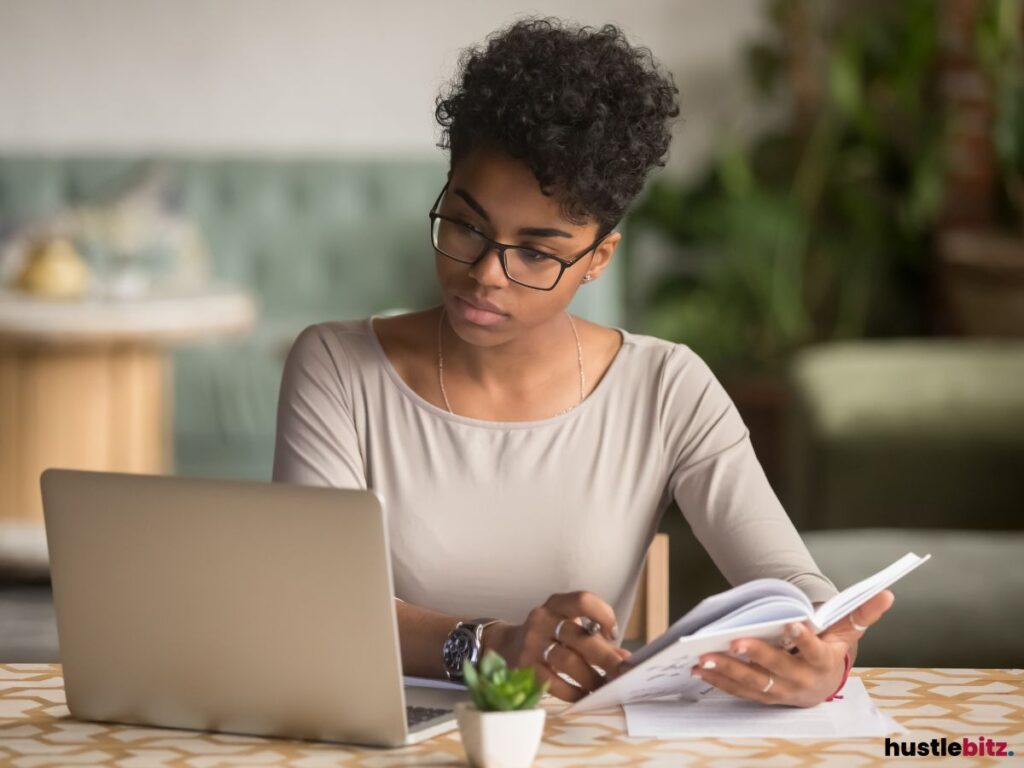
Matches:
[0,0,769,180]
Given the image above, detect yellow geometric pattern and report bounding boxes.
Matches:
[0,665,1021,766]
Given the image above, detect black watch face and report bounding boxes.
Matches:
[443,626,476,676]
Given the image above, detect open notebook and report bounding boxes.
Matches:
[565,552,931,714]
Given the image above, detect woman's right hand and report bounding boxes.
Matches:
[482,591,631,702]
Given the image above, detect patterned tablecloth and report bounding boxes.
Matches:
[0,665,1021,767]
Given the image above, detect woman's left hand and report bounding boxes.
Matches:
[690,590,895,707]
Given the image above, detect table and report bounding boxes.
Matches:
[0,666,1020,766]
[0,287,255,547]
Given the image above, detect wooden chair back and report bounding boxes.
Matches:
[622,533,669,645]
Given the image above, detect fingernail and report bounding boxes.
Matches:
[701,660,716,670]
[692,671,702,680]
[735,644,748,654]
[611,623,619,640]
[788,623,803,636]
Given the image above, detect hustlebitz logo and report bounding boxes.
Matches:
[885,736,1014,758]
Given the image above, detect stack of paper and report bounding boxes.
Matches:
[623,677,903,739]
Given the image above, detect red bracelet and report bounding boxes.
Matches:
[825,651,852,701]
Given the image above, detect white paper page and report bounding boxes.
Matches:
[693,595,810,635]
[626,578,810,667]
[403,675,467,690]
[565,618,795,715]
[813,552,931,630]
[624,677,905,739]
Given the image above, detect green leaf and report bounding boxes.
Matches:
[483,685,511,711]
[459,650,547,711]
[521,689,545,710]
[468,686,488,710]
[829,45,862,118]
[480,651,505,678]
[462,657,479,689]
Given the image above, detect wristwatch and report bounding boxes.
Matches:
[442,618,499,681]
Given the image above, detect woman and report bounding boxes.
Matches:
[273,17,893,706]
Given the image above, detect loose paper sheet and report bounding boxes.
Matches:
[623,677,904,739]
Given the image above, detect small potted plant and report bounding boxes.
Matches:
[456,650,550,768]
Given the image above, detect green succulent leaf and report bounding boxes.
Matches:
[461,650,548,712]
[480,651,506,678]
[462,657,477,686]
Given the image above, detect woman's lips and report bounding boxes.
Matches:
[452,295,508,326]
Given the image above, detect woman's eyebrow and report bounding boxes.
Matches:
[454,187,574,239]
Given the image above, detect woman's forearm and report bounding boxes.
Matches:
[395,599,505,678]
[396,599,457,677]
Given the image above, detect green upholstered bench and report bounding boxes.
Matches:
[786,339,1024,532]
[786,340,1024,667]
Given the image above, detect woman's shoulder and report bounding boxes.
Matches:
[285,309,439,387]
[283,316,386,381]
[609,324,711,379]
[289,317,373,353]
[611,328,732,417]
[369,308,437,359]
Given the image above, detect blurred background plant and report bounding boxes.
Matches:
[981,0,1024,226]
[627,0,1023,374]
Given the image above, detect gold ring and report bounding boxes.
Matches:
[761,674,775,694]
[554,619,568,642]
[543,641,558,664]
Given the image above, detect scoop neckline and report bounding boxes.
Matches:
[365,313,632,430]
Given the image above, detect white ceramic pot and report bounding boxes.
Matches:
[455,701,546,768]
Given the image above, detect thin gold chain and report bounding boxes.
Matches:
[437,306,585,417]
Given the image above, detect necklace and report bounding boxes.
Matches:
[437,306,585,417]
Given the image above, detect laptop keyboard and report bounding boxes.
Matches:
[406,705,453,728]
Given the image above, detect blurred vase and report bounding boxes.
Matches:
[15,238,92,299]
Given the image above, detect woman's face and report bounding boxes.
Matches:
[434,147,619,347]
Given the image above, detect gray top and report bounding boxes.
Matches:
[272,316,838,627]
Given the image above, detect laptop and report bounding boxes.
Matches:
[40,468,469,747]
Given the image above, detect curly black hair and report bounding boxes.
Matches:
[435,17,680,235]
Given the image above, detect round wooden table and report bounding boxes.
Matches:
[0,286,256,567]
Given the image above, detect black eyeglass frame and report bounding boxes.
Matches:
[427,180,611,292]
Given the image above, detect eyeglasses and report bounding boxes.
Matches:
[427,180,609,291]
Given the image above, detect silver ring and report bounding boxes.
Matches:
[543,641,558,664]
[850,617,868,632]
[761,674,775,694]
[553,619,567,642]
